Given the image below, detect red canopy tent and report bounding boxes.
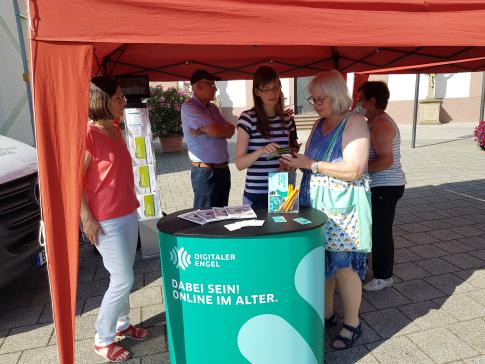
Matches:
[28,1,485,362]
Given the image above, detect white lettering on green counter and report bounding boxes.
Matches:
[171,279,277,306]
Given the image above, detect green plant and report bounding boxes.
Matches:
[147,85,192,138]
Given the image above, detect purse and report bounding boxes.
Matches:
[309,114,372,253]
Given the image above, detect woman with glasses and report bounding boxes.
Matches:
[235,66,299,208]
[281,70,370,350]
[82,76,149,362]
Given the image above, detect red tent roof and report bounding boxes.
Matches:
[31,1,485,80]
[28,1,485,363]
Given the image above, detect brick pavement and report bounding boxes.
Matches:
[0,121,484,363]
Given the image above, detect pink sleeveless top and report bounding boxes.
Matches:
[84,123,139,221]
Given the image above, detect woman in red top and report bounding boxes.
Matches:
[81,76,149,362]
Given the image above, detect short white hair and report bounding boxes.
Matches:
[308,70,352,115]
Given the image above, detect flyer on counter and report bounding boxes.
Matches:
[194,209,221,223]
[272,216,287,223]
[213,207,230,219]
[224,219,265,231]
[293,217,312,225]
[178,211,207,225]
[224,204,257,219]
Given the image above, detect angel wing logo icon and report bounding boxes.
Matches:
[170,247,192,270]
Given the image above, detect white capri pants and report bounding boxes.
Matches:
[94,211,138,346]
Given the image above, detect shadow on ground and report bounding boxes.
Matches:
[325,179,485,363]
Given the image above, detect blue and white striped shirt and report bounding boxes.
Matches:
[237,109,296,194]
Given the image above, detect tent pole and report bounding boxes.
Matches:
[411,73,420,148]
[480,72,485,122]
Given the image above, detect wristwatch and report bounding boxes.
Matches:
[311,161,319,174]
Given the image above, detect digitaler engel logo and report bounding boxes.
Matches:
[170,247,192,270]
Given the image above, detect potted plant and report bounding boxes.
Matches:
[147,84,192,152]
[474,120,485,150]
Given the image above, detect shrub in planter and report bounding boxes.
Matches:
[147,85,192,138]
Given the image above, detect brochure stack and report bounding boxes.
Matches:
[124,107,162,219]
[124,107,161,259]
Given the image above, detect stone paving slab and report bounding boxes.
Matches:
[0,305,44,330]
[361,308,421,339]
[398,300,459,330]
[408,327,478,363]
[0,352,21,364]
[0,324,53,354]
[447,318,485,354]
[17,344,59,363]
[424,273,476,295]
[393,262,431,281]
[0,123,485,363]
[366,336,433,364]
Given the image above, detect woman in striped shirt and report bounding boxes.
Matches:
[235,66,299,208]
[358,81,406,292]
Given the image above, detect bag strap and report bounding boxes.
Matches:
[321,113,350,162]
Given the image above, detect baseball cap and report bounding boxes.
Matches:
[190,69,221,85]
[91,76,118,96]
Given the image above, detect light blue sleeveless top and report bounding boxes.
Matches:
[300,117,344,207]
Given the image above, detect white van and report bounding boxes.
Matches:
[0,135,44,288]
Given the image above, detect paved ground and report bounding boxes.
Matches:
[0,121,484,363]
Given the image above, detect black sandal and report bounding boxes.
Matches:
[332,322,362,350]
[324,313,338,327]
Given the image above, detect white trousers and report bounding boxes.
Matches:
[94,211,138,346]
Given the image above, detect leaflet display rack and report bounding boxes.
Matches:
[124,106,162,259]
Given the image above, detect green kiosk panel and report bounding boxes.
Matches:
[157,207,326,364]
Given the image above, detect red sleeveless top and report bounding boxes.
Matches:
[84,123,139,221]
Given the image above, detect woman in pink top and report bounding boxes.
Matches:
[81,76,149,362]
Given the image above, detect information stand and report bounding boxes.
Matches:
[158,207,327,364]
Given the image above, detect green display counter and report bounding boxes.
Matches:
[157,207,326,364]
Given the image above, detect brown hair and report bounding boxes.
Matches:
[358,81,390,110]
[88,76,118,121]
[252,66,285,139]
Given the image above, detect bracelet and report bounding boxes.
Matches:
[311,161,319,174]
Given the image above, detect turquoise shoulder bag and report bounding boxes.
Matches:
[309,114,372,253]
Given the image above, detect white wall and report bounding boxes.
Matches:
[387,73,471,101]
[435,73,470,99]
[281,78,290,106]
[215,77,291,108]
[0,1,34,145]
[216,80,247,108]
[387,74,427,101]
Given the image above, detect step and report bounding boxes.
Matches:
[294,114,318,130]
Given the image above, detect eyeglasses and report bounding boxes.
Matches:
[199,80,217,87]
[113,95,127,104]
[258,86,282,95]
[307,95,328,105]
